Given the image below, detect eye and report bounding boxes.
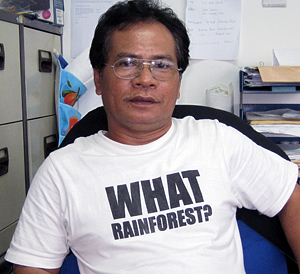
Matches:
[153,60,174,70]
[116,58,138,68]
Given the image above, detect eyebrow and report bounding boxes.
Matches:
[116,53,138,59]
[116,53,176,61]
[153,55,175,61]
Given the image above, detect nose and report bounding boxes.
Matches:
[132,63,158,88]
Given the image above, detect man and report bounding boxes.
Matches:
[5,0,300,273]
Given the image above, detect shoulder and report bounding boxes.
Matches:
[51,131,103,159]
[172,116,249,148]
[173,116,234,133]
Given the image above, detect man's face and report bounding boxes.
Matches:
[94,21,181,143]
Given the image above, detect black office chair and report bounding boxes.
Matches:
[59,104,298,274]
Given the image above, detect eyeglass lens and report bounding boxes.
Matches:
[113,58,179,81]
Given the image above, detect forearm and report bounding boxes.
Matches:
[14,265,60,274]
[278,183,300,269]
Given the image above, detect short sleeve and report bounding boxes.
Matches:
[222,125,298,217]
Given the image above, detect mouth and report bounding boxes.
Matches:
[127,96,157,105]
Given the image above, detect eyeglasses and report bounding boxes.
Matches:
[105,58,182,81]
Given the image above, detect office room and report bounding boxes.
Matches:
[0,0,300,273]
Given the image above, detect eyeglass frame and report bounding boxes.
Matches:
[104,57,183,81]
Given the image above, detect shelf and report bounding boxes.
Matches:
[239,70,300,145]
[240,70,300,94]
[242,87,300,94]
[0,9,62,35]
[242,103,300,113]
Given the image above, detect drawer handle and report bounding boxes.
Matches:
[44,134,57,158]
[0,147,9,176]
[38,49,52,73]
[0,43,5,70]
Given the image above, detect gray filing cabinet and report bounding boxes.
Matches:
[0,19,25,259]
[0,10,62,264]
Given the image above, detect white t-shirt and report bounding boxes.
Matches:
[5,117,298,274]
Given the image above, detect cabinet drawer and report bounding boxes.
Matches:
[0,122,26,231]
[27,115,57,182]
[24,27,61,119]
[0,21,22,125]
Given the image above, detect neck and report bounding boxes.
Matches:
[105,120,172,146]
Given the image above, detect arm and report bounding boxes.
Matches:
[278,183,300,271]
[14,265,60,274]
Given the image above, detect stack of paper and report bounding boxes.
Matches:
[248,109,300,168]
[247,109,300,137]
[283,148,300,176]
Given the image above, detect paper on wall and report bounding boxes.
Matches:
[71,0,118,59]
[186,0,241,60]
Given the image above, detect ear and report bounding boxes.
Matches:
[94,69,102,95]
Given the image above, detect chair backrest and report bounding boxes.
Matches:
[59,104,297,273]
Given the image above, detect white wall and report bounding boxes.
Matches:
[62,0,300,116]
[239,0,300,66]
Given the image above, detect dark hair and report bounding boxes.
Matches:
[89,0,190,75]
